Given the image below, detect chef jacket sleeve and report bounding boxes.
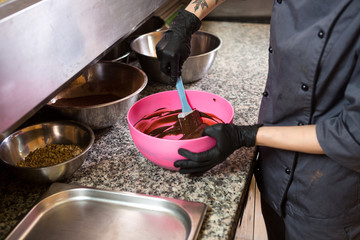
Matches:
[316,52,360,173]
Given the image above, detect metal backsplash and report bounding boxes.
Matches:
[0,0,171,140]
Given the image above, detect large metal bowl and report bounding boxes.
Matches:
[0,121,94,183]
[47,62,148,129]
[130,30,222,84]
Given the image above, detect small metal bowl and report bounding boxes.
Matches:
[47,62,148,130]
[0,121,94,183]
[131,30,222,84]
[101,42,131,63]
[101,16,167,63]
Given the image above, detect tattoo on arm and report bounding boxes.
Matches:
[191,0,223,12]
[192,0,208,11]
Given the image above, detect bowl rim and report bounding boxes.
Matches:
[127,90,234,142]
[0,120,95,169]
[130,30,222,59]
[47,62,148,110]
[102,51,131,62]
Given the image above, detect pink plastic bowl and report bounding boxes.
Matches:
[127,90,234,170]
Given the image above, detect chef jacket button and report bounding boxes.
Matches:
[285,168,291,174]
[263,91,269,97]
[277,0,282,3]
[297,122,304,126]
[301,84,309,91]
[269,46,273,53]
[318,30,324,39]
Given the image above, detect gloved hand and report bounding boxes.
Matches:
[174,123,262,174]
[155,10,201,86]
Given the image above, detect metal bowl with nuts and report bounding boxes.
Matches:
[0,121,94,183]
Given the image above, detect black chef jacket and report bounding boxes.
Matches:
[256,0,360,226]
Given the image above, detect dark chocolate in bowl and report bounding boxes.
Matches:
[134,108,224,140]
[47,62,147,130]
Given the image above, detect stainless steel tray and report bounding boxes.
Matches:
[6,183,207,240]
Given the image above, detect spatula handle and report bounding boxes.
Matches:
[176,76,192,113]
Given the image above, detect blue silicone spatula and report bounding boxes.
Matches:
[176,76,192,118]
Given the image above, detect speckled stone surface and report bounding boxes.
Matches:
[0,21,270,240]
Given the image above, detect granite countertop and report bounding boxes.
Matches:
[0,21,269,239]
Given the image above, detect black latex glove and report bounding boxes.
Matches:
[155,9,201,86]
[174,123,262,174]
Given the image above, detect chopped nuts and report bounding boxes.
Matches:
[17,144,83,168]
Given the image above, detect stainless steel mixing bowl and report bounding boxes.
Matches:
[0,121,94,183]
[47,62,148,129]
[101,41,131,63]
[130,30,222,84]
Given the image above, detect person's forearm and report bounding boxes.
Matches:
[185,0,226,20]
[255,125,324,154]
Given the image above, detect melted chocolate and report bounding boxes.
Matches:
[134,108,224,140]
